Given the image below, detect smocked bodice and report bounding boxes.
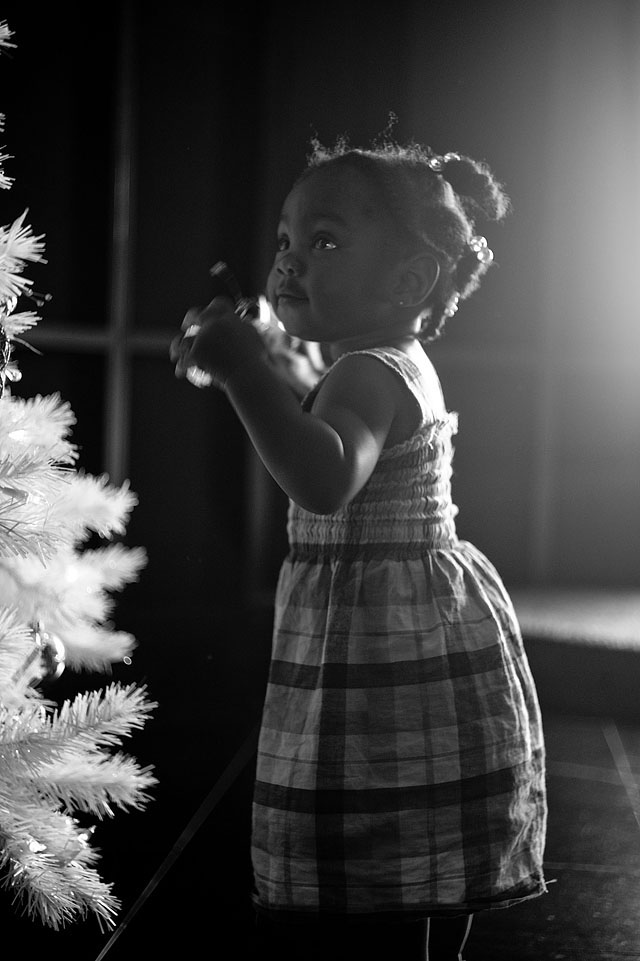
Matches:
[287,348,460,557]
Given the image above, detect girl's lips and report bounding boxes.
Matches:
[277,293,308,304]
[276,285,307,301]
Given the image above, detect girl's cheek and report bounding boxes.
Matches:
[265,266,278,304]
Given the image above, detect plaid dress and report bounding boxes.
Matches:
[251,346,547,921]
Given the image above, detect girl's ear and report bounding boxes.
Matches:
[393,253,440,307]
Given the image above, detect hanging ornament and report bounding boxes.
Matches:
[0,318,22,398]
[0,321,10,398]
[63,824,96,862]
[33,620,66,683]
[27,837,48,854]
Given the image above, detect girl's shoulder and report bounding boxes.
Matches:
[304,348,410,422]
[303,343,448,444]
[333,343,445,410]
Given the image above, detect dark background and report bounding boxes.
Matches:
[1,1,639,957]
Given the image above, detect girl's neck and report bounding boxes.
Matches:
[328,319,421,360]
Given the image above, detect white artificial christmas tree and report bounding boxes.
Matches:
[0,19,157,931]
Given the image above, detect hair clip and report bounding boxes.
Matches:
[469,235,494,264]
[443,293,460,318]
[426,151,462,173]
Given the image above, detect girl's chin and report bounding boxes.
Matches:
[276,307,319,340]
[275,298,307,322]
[276,303,371,344]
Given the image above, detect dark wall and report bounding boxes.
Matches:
[6,0,640,615]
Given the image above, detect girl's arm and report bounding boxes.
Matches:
[225,351,403,514]
[171,296,405,513]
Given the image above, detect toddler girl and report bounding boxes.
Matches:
[171,136,547,961]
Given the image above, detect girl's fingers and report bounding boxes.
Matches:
[171,295,237,379]
[170,329,197,380]
[169,333,186,361]
[181,305,204,332]
[204,293,236,314]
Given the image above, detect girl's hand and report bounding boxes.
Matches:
[169,295,266,390]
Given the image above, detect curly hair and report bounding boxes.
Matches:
[296,136,511,342]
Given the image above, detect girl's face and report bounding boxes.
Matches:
[267,165,404,346]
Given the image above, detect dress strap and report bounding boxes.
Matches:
[301,345,444,430]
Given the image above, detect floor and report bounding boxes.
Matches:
[468,711,640,960]
[23,714,637,961]
[4,594,640,959]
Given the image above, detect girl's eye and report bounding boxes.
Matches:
[314,236,337,250]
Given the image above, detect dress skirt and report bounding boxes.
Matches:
[251,537,547,919]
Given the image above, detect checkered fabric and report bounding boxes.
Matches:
[251,347,547,920]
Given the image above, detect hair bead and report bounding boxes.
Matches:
[426,151,461,173]
[443,293,460,317]
[469,235,494,263]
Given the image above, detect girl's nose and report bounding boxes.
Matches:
[277,252,303,276]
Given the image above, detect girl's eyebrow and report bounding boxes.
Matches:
[279,210,349,229]
[306,210,349,228]
[310,211,348,226]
